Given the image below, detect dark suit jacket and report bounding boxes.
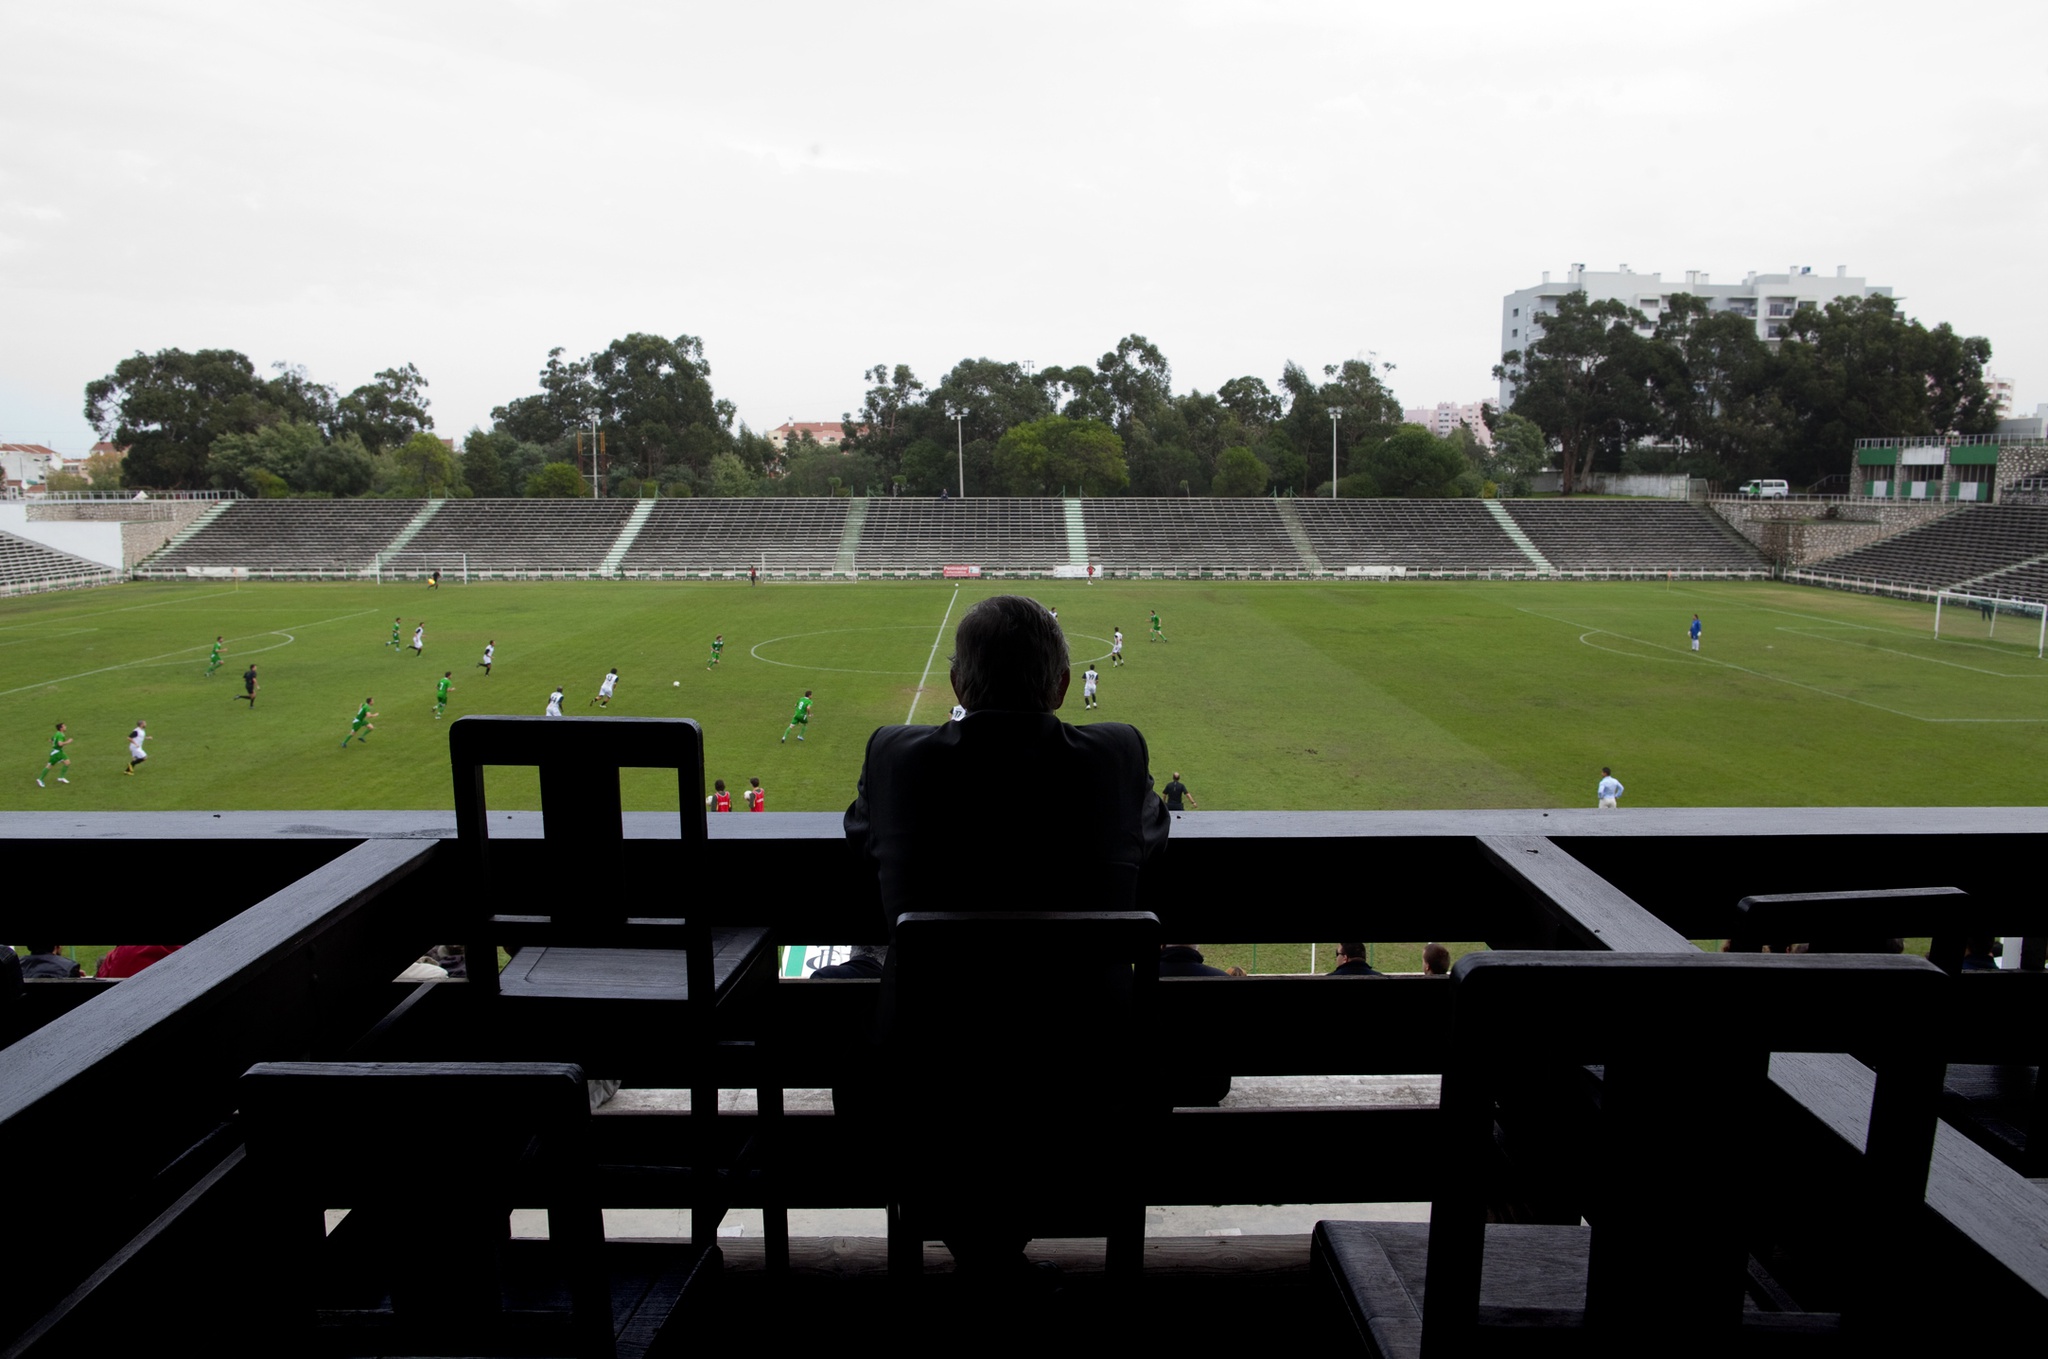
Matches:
[844,710,1170,938]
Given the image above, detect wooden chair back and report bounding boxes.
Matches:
[1422,951,1946,1350]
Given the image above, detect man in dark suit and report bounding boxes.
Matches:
[1329,942,1381,977]
[842,594,1170,1279]
[844,594,1168,935]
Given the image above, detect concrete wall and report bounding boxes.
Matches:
[0,504,124,570]
[1524,472,1692,498]
[27,499,214,567]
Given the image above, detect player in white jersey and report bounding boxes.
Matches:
[590,668,619,708]
[545,686,565,717]
[125,721,147,775]
[477,640,494,676]
[1081,663,1099,710]
[411,624,425,658]
[1111,628,1124,667]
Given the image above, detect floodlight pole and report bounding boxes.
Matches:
[1329,407,1341,498]
[954,413,965,498]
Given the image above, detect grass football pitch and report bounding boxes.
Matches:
[6,576,2039,972]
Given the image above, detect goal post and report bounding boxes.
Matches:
[375,551,468,585]
[1934,589,2047,658]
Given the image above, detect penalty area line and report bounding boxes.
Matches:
[906,586,962,725]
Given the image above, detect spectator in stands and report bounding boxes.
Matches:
[1421,943,1451,976]
[1159,943,1226,977]
[841,593,1169,1278]
[1223,965,1248,977]
[845,594,1168,937]
[1159,945,1234,1106]
[19,945,81,979]
[96,945,181,978]
[1960,936,2003,971]
[811,944,886,980]
[1328,942,1380,977]
[418,944,466,979]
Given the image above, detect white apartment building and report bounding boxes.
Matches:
[1402,402,1494,449]
[1499,263,1894,405]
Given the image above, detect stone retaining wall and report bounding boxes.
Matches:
[1706,498,1956,566]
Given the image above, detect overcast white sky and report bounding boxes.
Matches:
[4,0,2043,454]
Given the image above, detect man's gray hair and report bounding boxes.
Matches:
[949,595,1070,712]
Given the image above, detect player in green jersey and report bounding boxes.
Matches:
[1150,609,1166,642]
[204,635,224,677]
[341,698,378,748]
[707,634,724,669]
[781,690,813,743]
[36,722,71,786]
[434,672,452,719]
[388,616,403,651]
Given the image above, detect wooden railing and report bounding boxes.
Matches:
[3,807,2045,1349]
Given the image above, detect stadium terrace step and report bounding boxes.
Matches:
[141,499,430,576]
[1274,500,1323,571]
[1795,505,2048,594]
[1293,500,1529,573]
[1063,498,1090,571]
[140,498,232,564]
[859,498,1066,572]
[378,499,445,566]
[837,498,866,573]
[1501,500,1766,573]
[0,530,122,595]
[1485,500,1552,570]
[623,499,847,575]
[1082,499,1297,572]
[600,499,656,576]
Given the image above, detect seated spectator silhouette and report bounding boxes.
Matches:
[1158,944,1233,1106]
[19,945,82,979]
[1328,942,1380,977]
[810,944,886,980]
[95,944,181,978]
[1159,943,1226,977]
[1421,942,1451,977]
[842,593,1171,1278]
[1959,935,2002,971]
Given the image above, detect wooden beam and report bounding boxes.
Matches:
[1478,835,1693,953]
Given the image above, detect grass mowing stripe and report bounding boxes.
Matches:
[906,585,960,725]
[5,578,2045,812]
[1515,604,2048,724]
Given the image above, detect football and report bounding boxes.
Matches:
[673,680,680,686]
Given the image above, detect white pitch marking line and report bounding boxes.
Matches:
[0,586,244,632]
[1514,605,2048,724]
[906,586,961,725]
[0,608,377,698]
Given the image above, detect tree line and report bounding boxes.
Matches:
[1495,292,2000,494]
[83,297,1999,499]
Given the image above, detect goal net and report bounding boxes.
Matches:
[1933,589,2047,658]
[376,551,468,584]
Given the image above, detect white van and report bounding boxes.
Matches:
[1740,479,1789,499]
